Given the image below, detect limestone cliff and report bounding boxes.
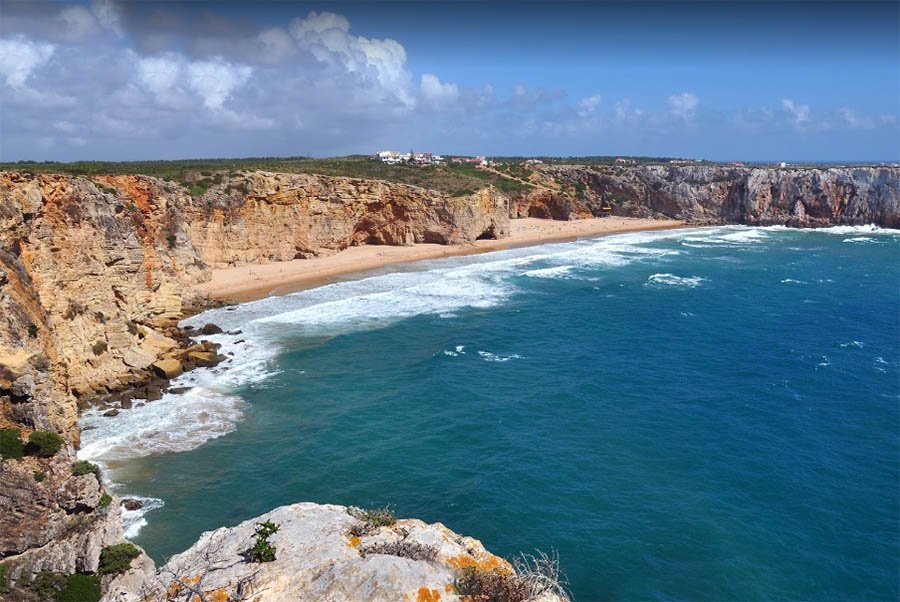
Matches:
[513,165,900,227]
[107,503,568,602]
[184,171,510,267]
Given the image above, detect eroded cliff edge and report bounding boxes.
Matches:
[512,165,900,227]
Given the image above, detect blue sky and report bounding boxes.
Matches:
[0,1,897,161]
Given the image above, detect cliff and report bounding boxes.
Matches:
[512,165,900,227]
[106,503,568,602]
[0,170,511,598]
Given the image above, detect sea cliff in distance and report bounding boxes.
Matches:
[0,157,897,601]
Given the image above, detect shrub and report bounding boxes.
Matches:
[91,340,108,356]
[57,574,101,602]
[72,460,101,478]
[98,543,141,575]
[347,505,396,537]
[0,563,7,589]
[360,541,438,562]
[454,551,569,602]
[33,470,45,482]
[98,492,112,508]
[28,431,64,457]
[26,322,38,338]
[245,520,279,563]
[0,428,24,460]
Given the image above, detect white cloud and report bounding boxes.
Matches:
[257,28,295,64]
[137,54,183,98]
[186,59,253,111]
[91,0,124,37]
[420,73,459,108]
[781,98,810,123]
[58,5,98,42]
[578,94,603,117]
[614,99,644,124]
[0,35,54,88]
[288,11,416,108]
[667,92,699,120]
[838,107,874,129]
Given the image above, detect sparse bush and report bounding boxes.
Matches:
[347,505,396,536]
[93,311,106,323]
[98,492,112,508]
[72,460,101,478]
[245,520,279,563]
[26,322,38,338]
[91,340,108,356]
[98,543,141,575]
[0,563,7,589]
[33,470,45,482]
[454,551,569,602]
[0,428,24,460]
[28,431,64,457]
[360,541,438,562]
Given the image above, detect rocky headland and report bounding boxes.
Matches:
[512,164,900,227]
[0,164,897,601]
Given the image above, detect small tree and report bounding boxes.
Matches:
[72,460,101,478]
[245,521,279,563]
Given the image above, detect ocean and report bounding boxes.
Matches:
[79,225,900,601]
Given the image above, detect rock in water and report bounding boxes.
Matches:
[200,323,223,335]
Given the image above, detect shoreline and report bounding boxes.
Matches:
[194,217,686,303]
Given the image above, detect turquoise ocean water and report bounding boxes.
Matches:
[80,225,900,601]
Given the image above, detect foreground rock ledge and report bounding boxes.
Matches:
[108,502,567,602]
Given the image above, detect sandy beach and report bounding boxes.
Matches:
[194,217,686,302]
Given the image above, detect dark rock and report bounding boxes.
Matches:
[200,323,223,335]
[121,498,143,511]
[227,330,243,335]
[120,399,132,410]
[168,386,193,395]
[103,409,119,417]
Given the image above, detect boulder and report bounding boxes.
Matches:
[151,359,183,379]
[200,323,223,335]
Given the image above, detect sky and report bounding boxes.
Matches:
[0,0,897,162]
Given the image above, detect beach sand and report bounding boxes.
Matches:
[193,217,686,302]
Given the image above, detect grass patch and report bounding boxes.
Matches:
[98,492,112,508]
[0,564,7,589]
[27,431,64,457]
[56,574,101,602]
[33,470,45,482]
[0,428,24,460]
[98,543,141,575]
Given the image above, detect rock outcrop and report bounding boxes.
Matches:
[114,503,567,602]
[516,164,900,227]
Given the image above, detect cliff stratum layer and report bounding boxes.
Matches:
[513,165,900,227]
